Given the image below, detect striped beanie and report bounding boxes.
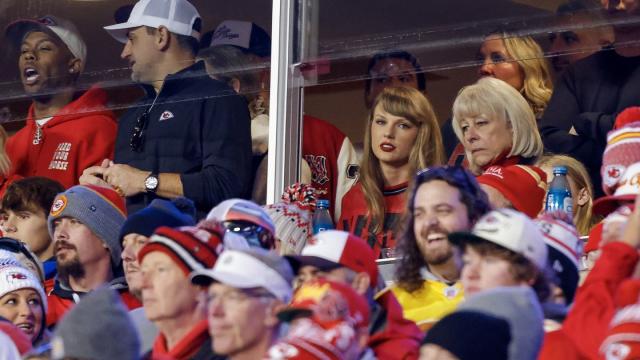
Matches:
[138,224,225,275]
[535,212,581,303]
[601,107,640,196]
[47,185,126,266]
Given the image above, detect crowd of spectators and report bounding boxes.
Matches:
[0,0,639,359]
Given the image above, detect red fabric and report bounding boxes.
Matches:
[477,165,547,218]
[338,182,408,258]
[614,107,640,130]
[538,329,589,360]
[302,115,357,220]
[584,222,604,253]
[483,152,523,170]
[82,185,127,215]
[46,289,141,327]
[6,85,117,189]
[368,291,421,360]
[0,174,23,200]
[0,321,32,355]
[151,319,210,360]
[559,242,640,358]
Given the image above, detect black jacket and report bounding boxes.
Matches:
[114,61,252,218]
[538,48,640,197]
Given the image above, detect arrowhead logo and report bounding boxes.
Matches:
[159,111,174,121]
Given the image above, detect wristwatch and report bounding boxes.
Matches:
[144,173,159,193]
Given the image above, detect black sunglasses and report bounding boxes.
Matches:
[130,109,150,152]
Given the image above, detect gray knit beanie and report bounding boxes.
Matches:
[47,185,127,266]
[51,287,140,360]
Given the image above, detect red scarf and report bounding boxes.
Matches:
[151,319,210,360]
[481,149,522,172]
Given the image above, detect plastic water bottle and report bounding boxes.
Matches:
[313,199,334,234]
[545,166,573,217]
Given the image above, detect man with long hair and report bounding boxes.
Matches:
[391,166,490,328]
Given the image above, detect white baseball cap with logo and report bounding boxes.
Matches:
[449,208,548,269]
[190,249,293,303]
[104,0,202,44]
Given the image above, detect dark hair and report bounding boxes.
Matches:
[145,26,200,56]
[2,177,64,215]
[365,50,427,97]
[464,241,551,302]
[395,166,490,292]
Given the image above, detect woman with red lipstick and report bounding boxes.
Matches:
[452,77,544,175]
[338,87,444,258]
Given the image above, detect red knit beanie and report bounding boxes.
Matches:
[601,107,640,196]
[477,165,547,218]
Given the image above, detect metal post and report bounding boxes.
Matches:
[267,0,304,204]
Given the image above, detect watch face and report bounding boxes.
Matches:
[145,176,158,190]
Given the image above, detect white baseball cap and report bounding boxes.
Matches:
[190,249,293,303]
[104,0,202,44]
[449,208,549,269]
[6,15,87,69]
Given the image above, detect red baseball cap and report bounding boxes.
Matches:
[477,165,547,218]
[583,222,603,254]
[287,230,378,286]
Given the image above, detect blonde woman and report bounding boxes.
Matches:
[338,87,444,258]
[536,154,600,236]
[477,30,553,117]
[452,77,544,175]
[444,30,553,165]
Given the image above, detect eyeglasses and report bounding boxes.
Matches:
[202,288,274,310]
[130,110,150,152]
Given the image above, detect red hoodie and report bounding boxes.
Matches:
[369,290,422,360]
[538,241,639,359]
[151,320,211,360]
[6,85,117,189]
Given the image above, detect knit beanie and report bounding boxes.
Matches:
[119,197,196,242]
[138,224,225,275]
[0,259,47,313]
[264,183,317,255]
[535,213,581,304]
[51,287,140,360]
[47,185,126,266]
[477,165,547,218]
[601,107,640,196]
[422,311,511,360]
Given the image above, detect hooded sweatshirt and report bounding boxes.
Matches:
[149,319,225,360]
[6,85,117,189]
[368,290,423,360]
[46,275,141,327]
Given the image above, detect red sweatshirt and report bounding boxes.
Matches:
[338,182,408,258]
[151,320,211,360]
[6,85,117,189]
[538,242,639,359]
[369,290,422,360]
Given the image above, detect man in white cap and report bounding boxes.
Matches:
[82,0,252,219]
[4,16,117,189]
[191,248,294,359]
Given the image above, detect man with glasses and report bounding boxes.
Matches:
[190,248,294,359]
[391,166,490,327]
[82,0,251,218]
[137,224,228,360]
[287,229,423,360]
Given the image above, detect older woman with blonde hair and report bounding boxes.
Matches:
[536,154,600,236]
[338,87,444,258]
[452,77,544,175]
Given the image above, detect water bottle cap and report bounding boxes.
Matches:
[317,199,330,208]
[553,166,568,175]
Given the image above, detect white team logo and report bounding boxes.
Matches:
[159,111,174,121]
